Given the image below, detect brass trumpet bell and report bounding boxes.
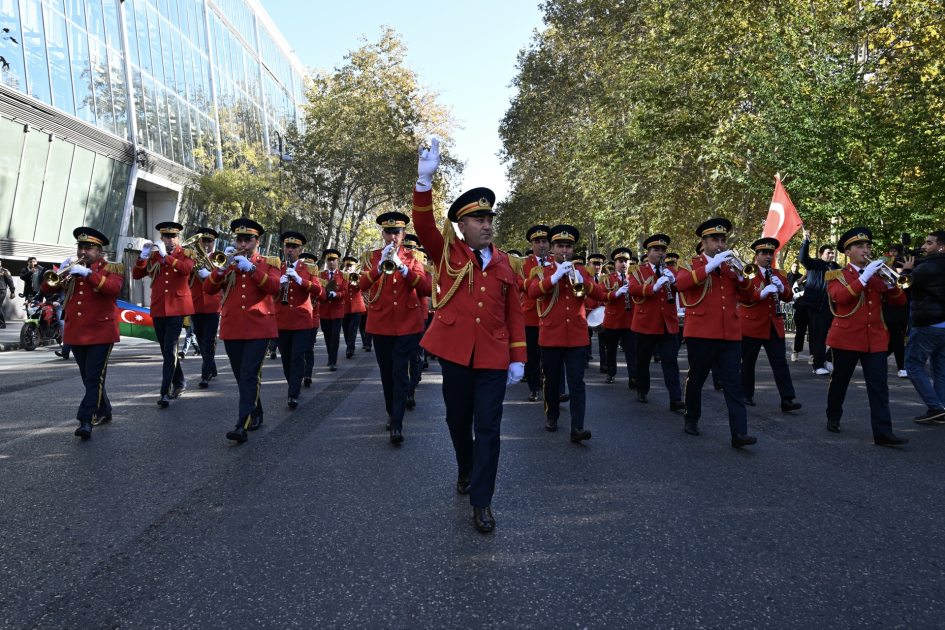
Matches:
[380,248,397,275]
[44,257,87,287]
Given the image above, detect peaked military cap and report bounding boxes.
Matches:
[193,227,219,239]
[695,218,732,238]
[322,248,341,260]
[571,256,586,266]
[342,255,358,264]
[644,234,671,249]
[448,187,496,222]
[837,227,873,251]
[549,224,579,244]
[376,212,409,230]
[611,247,633,261]
[507,249,523,257]
[280,231,307,246]
[526,225,550,242]
[156,221,184,235]
[403,234,421,249]
[73,227,109,247]
[587,253,606,263]
[751,237,780,252]
[231,218,265,237]
[299,252,317,263]
[665,252,680,263]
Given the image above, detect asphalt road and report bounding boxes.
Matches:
[1,338,943,629]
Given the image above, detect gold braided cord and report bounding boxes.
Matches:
[679,274,711,308]
[535,266,558,318]
[219,271,237,307]
[364,273,385,305]
[430,219,474,310]
[827,273,864,319]
[630,269,653,305]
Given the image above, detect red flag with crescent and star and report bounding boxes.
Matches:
[762,175,803,265]
[117,300,157,341]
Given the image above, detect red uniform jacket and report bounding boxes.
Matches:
[359,244,431,337]
[132,246,196,317]
[203,253,281,340]
[42,258,124,345]
[675,255,755,341]
[345,274,366,315]
[527,262,608,348]
[737,268,792,339]
[599,271,635,329]
[517,253,551,328]
[317,270,348,320]
[190,259,222,315]
[274,261,323,331]
[584,273,604,317]
[412,189,525,368]
[825,264,907,353]
[627,263,680,335]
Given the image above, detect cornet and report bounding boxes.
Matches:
[44,257,87,287]
[726,251,757,278]
[863,255,912,289]
[555,251,585,297]
[380,248,398,275]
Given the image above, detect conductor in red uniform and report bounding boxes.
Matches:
[203,219,282,443]
[188,227,222,389]
[824,227,909,445]
[42,227,124,439]
[519,225,551,402]
[413,138,526,533]
[133,221,195,407]
[737,237,802,411]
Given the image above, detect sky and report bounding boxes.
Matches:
[260,0,546,203]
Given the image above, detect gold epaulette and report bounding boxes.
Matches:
[529,265,543,279]
[825,270,842,282]
[361,250,376,270]
[423,264,435,274]
[627,264,639,274]
[183,248,197,260]
[104,262,124,274]
[507,254,526,278]
[266,256,282,267]
[305,263,319,274]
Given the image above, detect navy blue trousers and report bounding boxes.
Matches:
[223,338,269,429]
[525,326,542,393]
[741,325,796,400]
[72,343,113,423]
[152,315,186,394]
[541,345,588,430]
[373,332,422,430]
[359,313,372,350]
[440,357,506,508]
[684,337,748,435]
[191,312,219,380]
[320,317,342,365]
[827,349,893,438]
[605,327,637,381]
[342,313,362,356]
[636,330,683,401]
[302,326,318,378]
[409,340,423,396]
[588,328,606,368]
[278,328,311,398]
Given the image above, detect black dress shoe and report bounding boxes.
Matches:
[406,395,416,409]
[528,391,539,402]
[714,382,724,390]
[781,398,802,412]
[473,506,495,533]
[92,413,112,426]
[826,420,841,433]
[914,408,945,424]
[875,433,908,446]
[456,473,472,495]
[600,366,608,373]
[636,393,648,403]
[75,421,92,440]
[684,421,700,436]
[653,356,662,363]
[731,434,758,448]
[627,378,636,390]
[269,351,277,360]
[247,416,263,431]
[329,364,337,371]
[744,397,756,406]
[670,399,686,412]
[570,427,592,442]
[157,395,170,408]
[198,378,209,388]
[545,419,558,432]
[303,377,312,387]
[288,396,298,409]
[226,426,248,443]
[177,351,185,359]
[423,360,429,369]
[605,375,615,384]
[559,393,570,403]
[210,371,218,379]
[169,385,186,399]
[386,417,392,431]
[346,352,353,359]
[390,429,404,444]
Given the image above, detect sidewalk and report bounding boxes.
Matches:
[0,320,59,352]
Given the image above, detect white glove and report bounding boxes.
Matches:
[280,274,290,284]
[155,241,167,257]
[224,246,237,256]
[69,265,91,277]
[400,264,409,278]
[234,256,253,272]
[506,362,525,386]
[654,276,669,291]
[197,268,211,279]
[417,137,440,191]
[760,284,778,298]
[550,261,572,284]
[139,243,152,259]
[614,283,629,297]
[328,291,337,299]
[287,268,303,285]
[59,257,72,269]
[662,268,675,282]
[861,259,884,283]
[770,276,784,291]
[704,250,733,273]
[571,268,583,285]
[378,244,393,273]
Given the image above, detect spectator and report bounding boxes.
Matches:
[786,262,803,290]
[883,246,910,378]
[0,258,15,329]
[900,230,945,424]
[19,257,45,300]
[797,229,841,374]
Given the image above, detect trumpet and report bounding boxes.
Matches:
[555,252,585,297]
[210,248,249,270]
[726,251,757,278]
[44,257,87,287]
[380,247,398,275]
[863,255,912,289]
[347,272,360,284]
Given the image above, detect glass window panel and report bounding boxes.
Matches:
[84,0,105,43]
[171,27,185,98]
[188,105,200,166]
[0,118,27,237]
[108,47,127,139]
[64,0,83,29]
[101,160,129,245]
[88,36,114,133]
[146,2,163,83]
[156,84,173,160]
[177,0,189,41]
[179,101,193,168]
[131,66,147,145]
[159,15,174,93]
[194,0,203,51]
[130,190,146,239]
[20,0,51,104]
[168,93,182,163]
[142,71,161,153]
[101,0,119,52]
[42,5,75,116]
[59,144,94,241]
[35,137,74,243]
[85,152,114,231]
[165,0,177,31]
[182,40,194,102]
[130,0,149,73]
[44,0,64,14]
[157,0,167,19]
[68,22,95,124]
[9,130,50,240]
[0,0,27,92]
[122,0,138,67]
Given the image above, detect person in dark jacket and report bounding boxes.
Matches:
[797,229,841,374]
[19,257,45,300]
[883,245,910,377]
[901,230,945,424]
[786,263,807,361]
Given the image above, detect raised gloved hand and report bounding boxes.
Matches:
[197,268,211,279]
[68,264,91,277]
[662,267,676,282]
[287,268,303,285]
[155,241,167,257]
[377,244,397,273]
[233,255,253,272]
[550,261,572,284]
[506,361,525,386]
[653,276,669,291]
[614,282,629,297]
[139,242,152,259]
[860,259,884,283]
[417,137,441,191]
[760,284,778,298]
[224,246,237,256]
[704,250,733,273]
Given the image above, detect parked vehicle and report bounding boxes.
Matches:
[20,294,61,351]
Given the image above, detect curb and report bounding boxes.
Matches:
[0,339,58,352]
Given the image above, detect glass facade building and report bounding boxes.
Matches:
[0,0,305,299]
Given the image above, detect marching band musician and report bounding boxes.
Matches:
[690,241,725,391]
[413,138,526,533]
[132,221,195,408]
[737,238,802,411]
[823,228,909,445]
[586,253,608,373]
[403,234,425,409]
[359,212,431,443]
[527,225,610,441]
[625,234,685,410]
[203,219,282,444]
[675,219,759,447]
[520,225,552,402]
[341,255,365,359]
[299,252,321,387]
[189,228,222,389]
[601,248,637,387]
[317,249,348,371]
[274,232,323,409]
[42,228,124,439]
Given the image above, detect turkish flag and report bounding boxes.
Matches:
[762,175,803,265]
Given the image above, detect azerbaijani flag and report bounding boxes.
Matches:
[117,300,157,341]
